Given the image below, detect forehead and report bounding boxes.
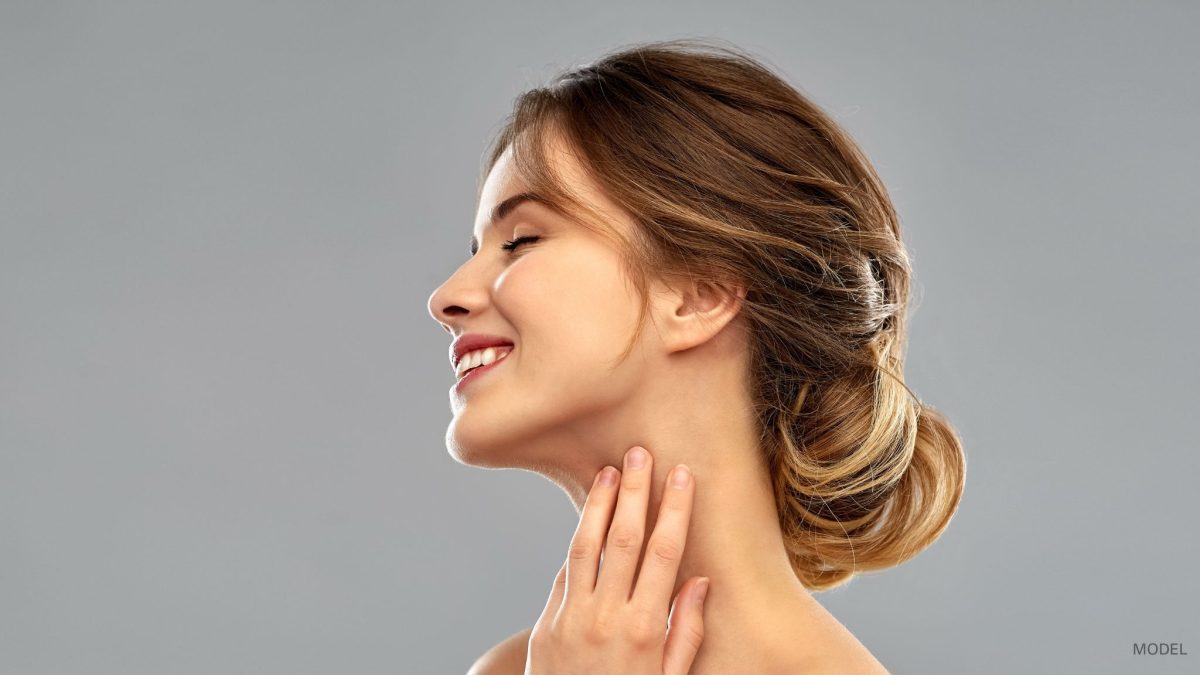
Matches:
[473,147,528,236]
[472,131,632,242]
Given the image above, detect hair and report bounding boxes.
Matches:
[478,37,966,592]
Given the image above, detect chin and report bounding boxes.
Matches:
[442,377,611,470]
[444,414,523,469]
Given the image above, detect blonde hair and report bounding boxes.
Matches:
[480,38,966,591]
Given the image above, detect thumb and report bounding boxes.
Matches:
[662,577,709,675]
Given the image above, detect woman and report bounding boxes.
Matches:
[428,38,965,674]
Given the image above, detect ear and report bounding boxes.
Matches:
[652,276,747,354]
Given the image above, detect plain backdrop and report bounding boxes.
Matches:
[2,2,1197,674]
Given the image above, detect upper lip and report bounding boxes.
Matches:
[450,333,515,369]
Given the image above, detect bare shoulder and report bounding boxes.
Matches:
[466,626,532,675]
[793,647,891,675]
[782,624,888,667]
[764,599,891,675]
[767,635,889,675]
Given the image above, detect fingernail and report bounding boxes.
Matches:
[695,577,710,603]
[671,464,691,488]
[598,466,618,487]
[627,447,647,469]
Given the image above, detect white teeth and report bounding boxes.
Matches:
[467,350,484,370]
[455,346,512,378]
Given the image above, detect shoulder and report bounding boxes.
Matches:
[761,598,891,674]
[769,627,891,675]
[466,627,532,675]
[786,649,891,675]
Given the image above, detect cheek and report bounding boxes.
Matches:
[449,256,649,466]
[495,250,641,380]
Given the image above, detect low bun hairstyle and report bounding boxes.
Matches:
[480,38,966,591]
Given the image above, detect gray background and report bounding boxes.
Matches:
[2,1,1196,673]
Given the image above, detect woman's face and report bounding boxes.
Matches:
[426,138,658,469]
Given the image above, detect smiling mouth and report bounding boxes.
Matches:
[455,347,513,381]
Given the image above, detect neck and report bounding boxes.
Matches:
[538,349,822,662]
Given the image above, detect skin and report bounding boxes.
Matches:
[427,130,889,674]
[525,450,709,674]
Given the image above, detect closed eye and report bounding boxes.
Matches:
[501,235,541,253]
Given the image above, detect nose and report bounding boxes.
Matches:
[426,261,486,334]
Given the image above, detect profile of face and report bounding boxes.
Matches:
[426,134,665,474]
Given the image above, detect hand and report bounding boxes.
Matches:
[525,446,710,675]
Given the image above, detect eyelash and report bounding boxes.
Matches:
[501,235,541,253]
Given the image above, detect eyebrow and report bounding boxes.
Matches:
[470,192,550,255]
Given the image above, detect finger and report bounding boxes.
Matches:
[662,576,709,675]
[631,464,694,608]
[538,560,568,625]
[595,446,653,601]
[564,465,621,601]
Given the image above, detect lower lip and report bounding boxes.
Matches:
[452,349,512,394]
